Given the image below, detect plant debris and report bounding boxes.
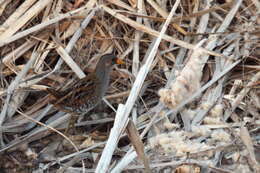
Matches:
[0,0,259,172]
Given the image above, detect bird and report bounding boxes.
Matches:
[46,53,124,133]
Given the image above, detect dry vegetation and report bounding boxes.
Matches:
[0,0,259,173]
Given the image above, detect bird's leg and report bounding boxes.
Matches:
[95,103,107,118]
[65,113,79,135]
[56,113,79,152]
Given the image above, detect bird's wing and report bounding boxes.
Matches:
[48,73,101,110]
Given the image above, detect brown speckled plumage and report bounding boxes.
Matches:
[47,54,124,114]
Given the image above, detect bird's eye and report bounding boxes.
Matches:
[111,59,116,64]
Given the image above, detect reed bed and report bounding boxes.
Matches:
[0,0,259,172]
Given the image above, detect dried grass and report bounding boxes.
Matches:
[0,0,259,173]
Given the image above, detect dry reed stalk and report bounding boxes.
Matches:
[0,0,38,33]
[159,0,242,115]
[191,43,236,126]
[132,0,143,77]
[240,125,260,171]
[2,40,37,72]
[0,50,38,145]
[107,0,136,12]
[60,0,97,39]
[118,2,233,24]
[101,5,222,57]
[231,71,260,112]
[56,45,86,79]
[0,0,12,17]
[126,120,151,172]
[0,0,52,40]
[0,4,92,47]
[146,0,187,35]
[96,1,180,172]
[34,42,55,72]
[0,0,259,172]
[53,7,97,72]
[16,109,86,172]
[251,0,260,12]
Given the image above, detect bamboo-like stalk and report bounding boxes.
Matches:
[0,0,37,32]
[55,45,86,79]
[0,4,92,47]
[0,50,38,146]
[53,7,97,73]
[101,5,222,57]
[0,0,258,172]
[107,0,136,12]
[0,0,52,40]
[132,0,142,77]
[96,1,180,172]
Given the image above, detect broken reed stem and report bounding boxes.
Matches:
[0,4,92,47]
[0,0,52,40]
[96,1,180,172]
[100,5,222,57]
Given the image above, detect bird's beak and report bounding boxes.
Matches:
[115,58,125,65]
